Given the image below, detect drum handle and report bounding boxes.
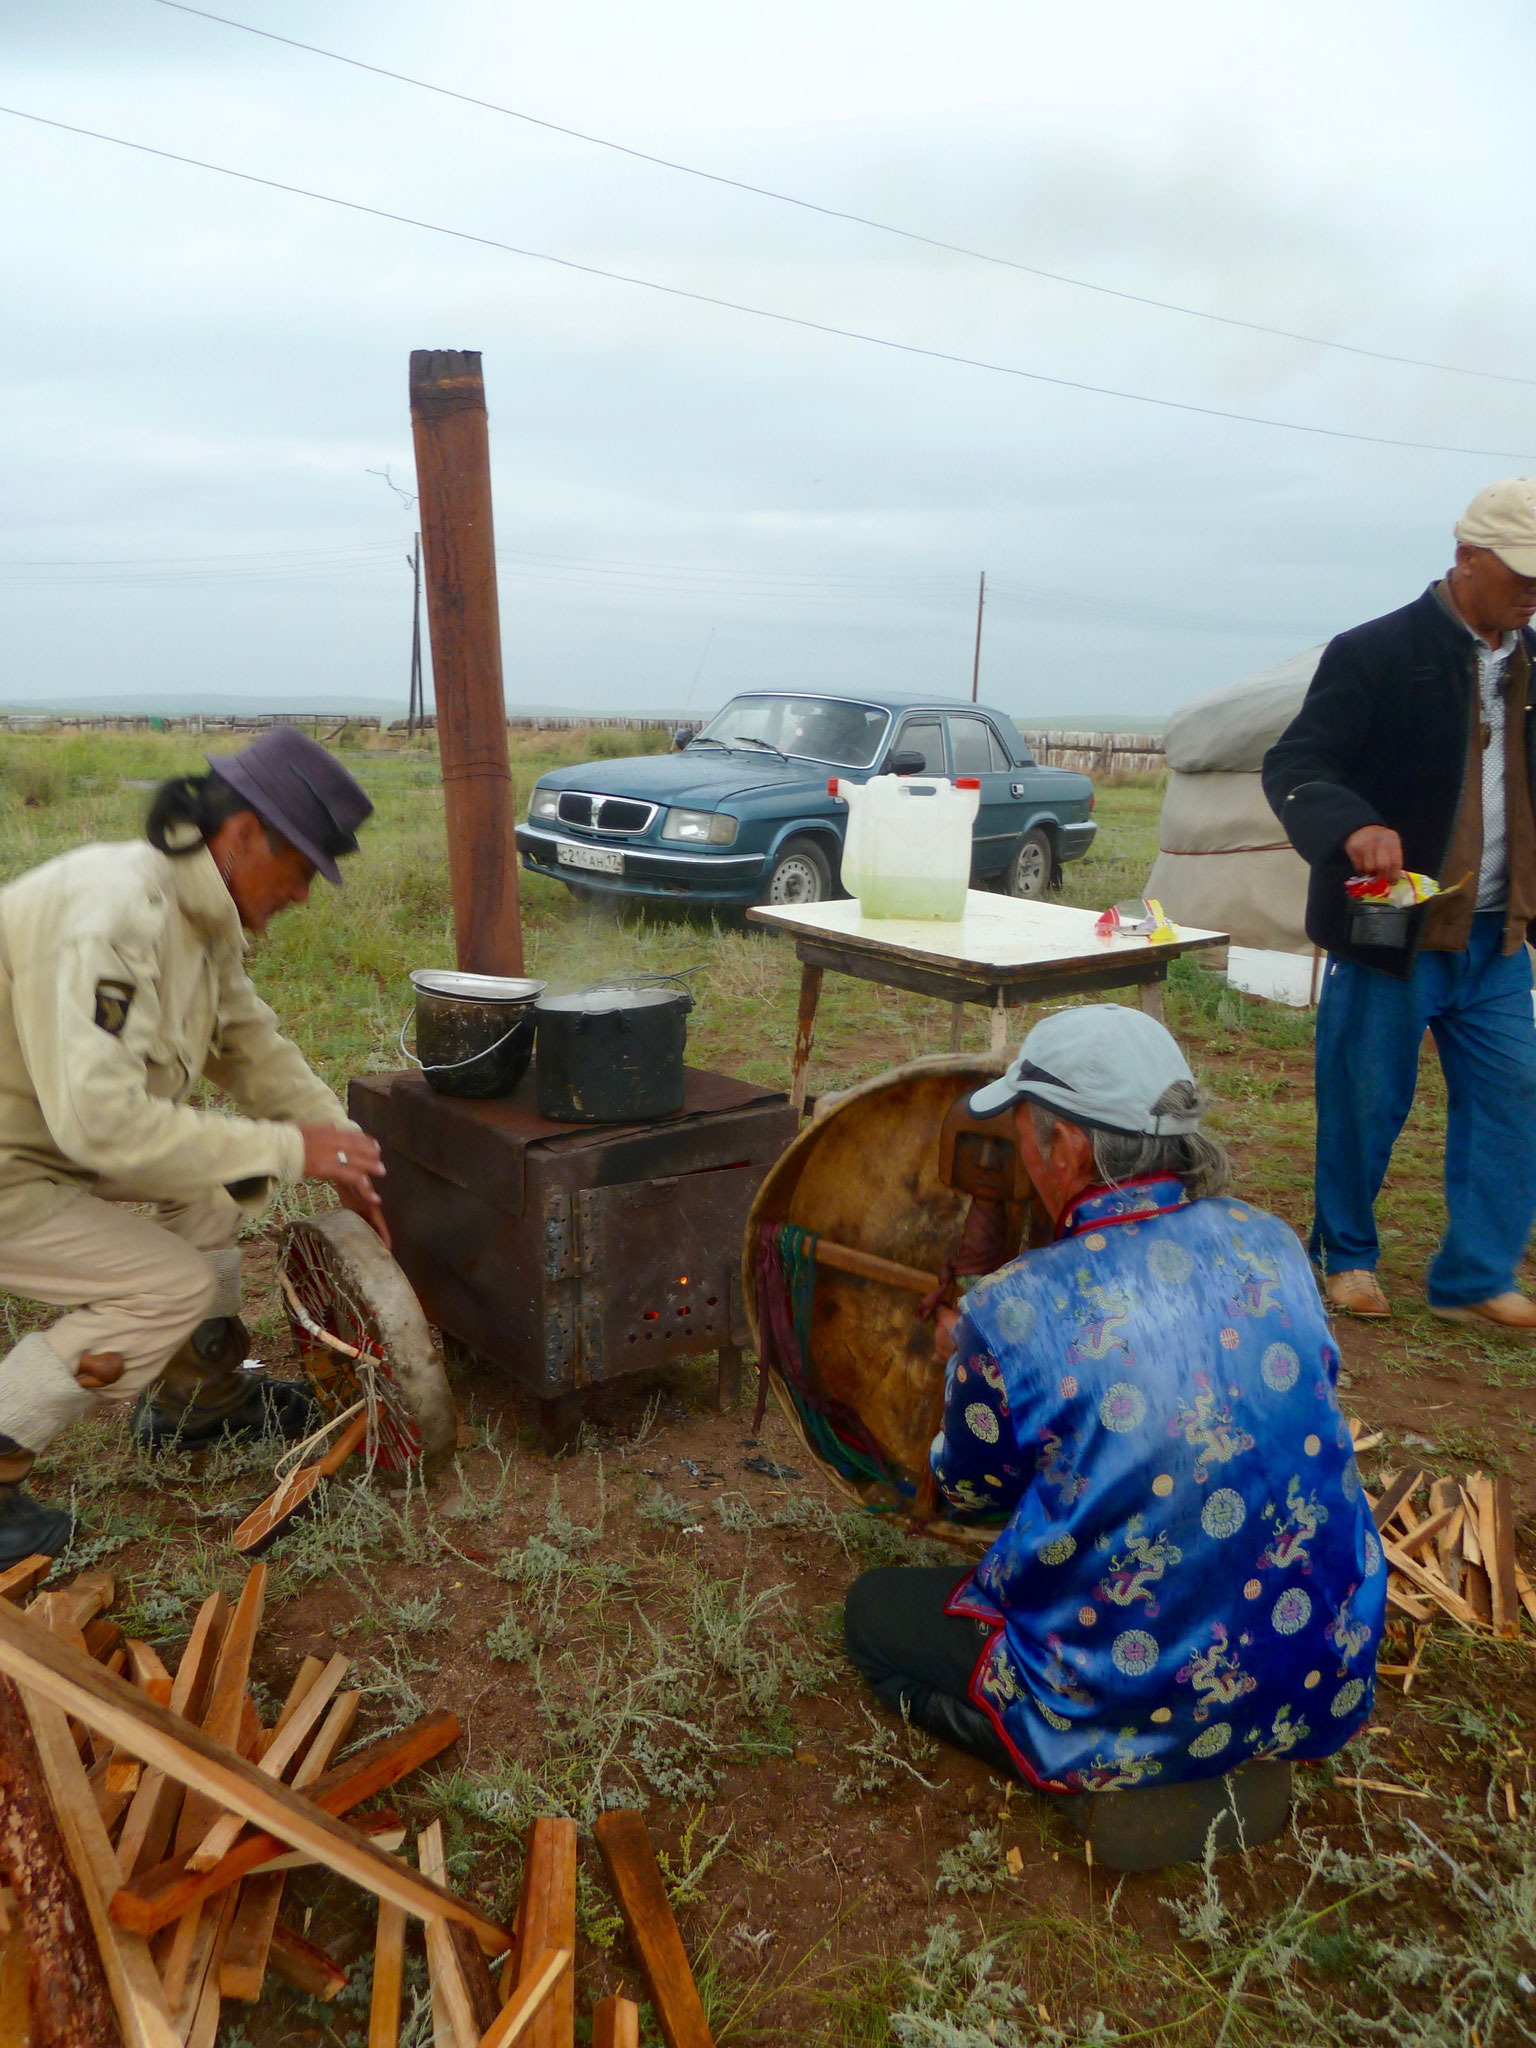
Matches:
[397,1011,528,1074]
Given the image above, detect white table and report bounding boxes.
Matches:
[747,892,1228,1110]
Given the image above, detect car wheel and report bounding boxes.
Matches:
[1005,827,1054,899]
[761,837,832,906]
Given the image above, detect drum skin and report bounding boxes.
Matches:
[743,1052,1024,1504]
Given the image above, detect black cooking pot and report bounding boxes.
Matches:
[535,982,693,1122]
[406,969,545,1099]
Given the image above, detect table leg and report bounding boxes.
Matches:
[1138,977,1166,1025]
[989,993,1008,1052]
[790,962,823,1114]
[949,1003,965,1053]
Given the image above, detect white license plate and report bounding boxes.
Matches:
[557,842,624,875]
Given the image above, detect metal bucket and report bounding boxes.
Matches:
[535,981,693,1122]
[404,969,545,1098]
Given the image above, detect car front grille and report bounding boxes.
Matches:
[556,792,657,835]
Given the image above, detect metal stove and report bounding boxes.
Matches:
[348,1066,796,1440]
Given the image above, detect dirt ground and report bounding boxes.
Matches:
[28,968,1536,2045]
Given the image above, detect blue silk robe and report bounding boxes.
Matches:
[933,1175,1385,1792]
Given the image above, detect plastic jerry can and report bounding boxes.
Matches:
[831,776,980,920]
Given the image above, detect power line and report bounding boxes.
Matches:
[4,101,1532,463]
[154,0,1536,391]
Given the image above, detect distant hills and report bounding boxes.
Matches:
[0,692,1166,734]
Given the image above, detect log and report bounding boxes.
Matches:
[0,1673,124,2046]
[594,1810,715,2048]
[111,1713,465,1936]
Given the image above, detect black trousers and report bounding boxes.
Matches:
[842,1565,1019,1778]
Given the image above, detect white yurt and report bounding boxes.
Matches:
[1145,649,1322,990]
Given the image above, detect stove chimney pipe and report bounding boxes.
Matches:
[409,349,524,976]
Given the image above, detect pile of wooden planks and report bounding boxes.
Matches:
[1351,1420,1529,1656]
[0,1557,715,2048]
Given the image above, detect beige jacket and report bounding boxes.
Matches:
[0,841,350,1234]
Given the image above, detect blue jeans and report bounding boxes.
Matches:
[1313,913,1536,1306]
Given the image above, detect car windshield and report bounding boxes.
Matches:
[693,695,888,769]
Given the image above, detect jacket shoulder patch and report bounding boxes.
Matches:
[93,979,135,1035]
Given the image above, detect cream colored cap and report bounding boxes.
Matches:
[1455,477,1536,577]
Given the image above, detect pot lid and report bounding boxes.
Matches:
[410,969,547,1003]
[536,984,682,1013]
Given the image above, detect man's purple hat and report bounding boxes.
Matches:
[206,726,373,884]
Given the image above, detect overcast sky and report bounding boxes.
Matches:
[5,0,1536,723]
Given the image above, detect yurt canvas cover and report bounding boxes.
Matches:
[1146,648,1322,953]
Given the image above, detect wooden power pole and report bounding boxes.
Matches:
[408,350,524,977]
[971,570,986,703]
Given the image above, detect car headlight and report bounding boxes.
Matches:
[661,808,738,846]
[529,789,561,822]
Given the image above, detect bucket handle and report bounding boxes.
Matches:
[397,1010,529,1075]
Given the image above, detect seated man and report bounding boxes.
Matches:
[844,1005,1385,1795]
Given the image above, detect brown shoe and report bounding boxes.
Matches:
[1324,1269,1390,1318]
[1430,1291,1536,1333]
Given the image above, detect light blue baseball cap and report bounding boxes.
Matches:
[967,1004,1200,1137]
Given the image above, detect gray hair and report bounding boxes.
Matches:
[1030,1079,1230,1201]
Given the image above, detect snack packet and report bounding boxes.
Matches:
[1343,871,1453,909]
[1095,897,1177,943]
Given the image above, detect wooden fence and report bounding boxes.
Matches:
[1017,729,1165,776]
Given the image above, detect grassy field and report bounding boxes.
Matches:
[0,730,1531,2047]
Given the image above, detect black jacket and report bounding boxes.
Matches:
[1261,586,1536,976]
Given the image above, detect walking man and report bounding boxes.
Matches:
[1264,479,1536,1327]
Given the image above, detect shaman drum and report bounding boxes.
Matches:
[742,1052,1032,1548]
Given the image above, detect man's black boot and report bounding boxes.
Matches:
[0,1434,74,1563]
[130,1317,320,1452]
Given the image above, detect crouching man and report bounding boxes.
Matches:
[844,1006,1384,1804]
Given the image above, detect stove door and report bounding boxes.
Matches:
[574,1166,753,1380]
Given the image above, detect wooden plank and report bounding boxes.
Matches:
[477,1951,572,2048]
[271,1656,325,1736]
[0,1558,51,1605]
[170,1882,236,2046]
[123,1645,173,1710]
[248,1814,402,1876]
[420,1824,481,2048]
[594,1810,715,2048]
[515,1818,575,2048]
[1379,1539,1484,1631]
[218,1873,284,2002]
[0,1610,504,1953]
[107,1712,475,1933]
[1515,1564,1536,1629]
[174,1567,266,1851]
[21,1695,179,2048]
[1372,1469,1424,1532]
[0,1673,125,2046]
[189,1653,349,1869]
[46,1570,115,1636]
[115,1599,230,1884]
[267,1922,347,2002]
[1474,1473,1520,1641]
[84,1618,125,1665]
[368,1900,406,2048]
[1393,1503,1459,1560]
[591,1998,640,2048]
[215,1680,361,1998]
[291,1691,360,1787]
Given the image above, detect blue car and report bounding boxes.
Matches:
[515,689,1096,910]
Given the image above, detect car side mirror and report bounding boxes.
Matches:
[883,749,928,776]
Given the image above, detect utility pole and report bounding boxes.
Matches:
[405,533,424,740]
[970,570,986,703]
[409,349,524,977]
